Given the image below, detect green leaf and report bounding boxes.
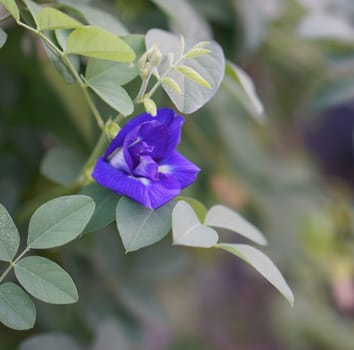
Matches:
[224,61,264,122]
[0,282,36,330]
[0,0,19,21]
[27,195,95,249]
[0,203,19,262]
[174,65,211,89]
[80,183,119,233]
[176,196,207,222]
[40,145,85,186]
[66,26,135,62]
[0,28,7,49]
[85,77,134,116]
[172,201,219,248]
[22,0,41,27]
[161,76,182,95]
[85,35,145,86]
[19,334,82,350]
[146,29,225,114]
[216,243,294,306]
[116,197,174,252]
[15,256,78,304]
[37,8,82,31]
[205,205,267,246]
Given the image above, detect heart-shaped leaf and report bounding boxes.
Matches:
[116,197,174,252]
[145,29,225,114]
[0,282,36,330]
[216,243,294,306]
[0,203,20,262]
[172,200,218,248]
[15,256,78,304]
[205,205,267,245]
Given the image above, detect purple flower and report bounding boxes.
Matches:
[92,108,200,209]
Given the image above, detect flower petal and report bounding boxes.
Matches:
[133,155,159,180]
[155,108,185,153]
[92,157,181,209]
[104,113,153,158]
[159,152,200,188]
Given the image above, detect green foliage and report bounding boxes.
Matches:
[37,8,82,31]
[0,203,20,261]
[172,200,219,248]
[27,196,95,249]
[145,29,225,113]
[0,283,36,330]
[205,205,268,245]
[216,244,294,306]
[15,256,78,304]
[0,0,19,21]
[66,26,136,62]
[0,28,7,49]
[116,197,174,252]
[40,145,85,186]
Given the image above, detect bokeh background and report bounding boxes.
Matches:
[1,0,354,349]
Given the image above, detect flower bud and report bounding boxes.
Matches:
[143,98,157,116]
[147,45,162,66]
[107,121,121,139]
[139,62,150,80]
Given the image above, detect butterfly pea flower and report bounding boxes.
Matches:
[92,108,200,209]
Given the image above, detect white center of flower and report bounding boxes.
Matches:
[158,165,171,173]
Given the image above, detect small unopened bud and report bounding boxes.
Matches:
[107,121,121,139]
[143,98,157,116]
[147,45,162,66]
[81,166,94,186]
[139,62,150,79]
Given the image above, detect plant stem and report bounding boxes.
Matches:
[0,247,30,283]
[17,21,105,131]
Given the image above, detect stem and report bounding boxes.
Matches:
[134,65,154,103]
[0,247,30,283]
[17,21,105,130]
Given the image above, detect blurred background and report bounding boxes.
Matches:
[1,0,354,349]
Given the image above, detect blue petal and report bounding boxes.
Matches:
[155,108,185,154]
[158,152,200,188]
[133,155,159,180]
[104,113,154,158]
[92,157,181,209]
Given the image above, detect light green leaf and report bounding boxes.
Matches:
[85,34,145,87]
[80,183,119,233]
[205,205,267,246]
[224,61,264,122]
[174,65,211,89]
[0,28,7,49]
[151,0,211,40]
[85,77,134,116]
[37,8,82,31]
[19,334,82,350]
[0,282,36,330]
[116,197,174,252]
[27,195,95,249]
[176,196,207,222]
[15,256,78,304]
[0,203,19,261]
[161,76,182,95]
[146,29,225,114]
[172,201,218,248]
[22,0,41,27]
[0,0,19,21]
[66,26,135,62]
[216,243,294,306]
[40,145,85,186]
